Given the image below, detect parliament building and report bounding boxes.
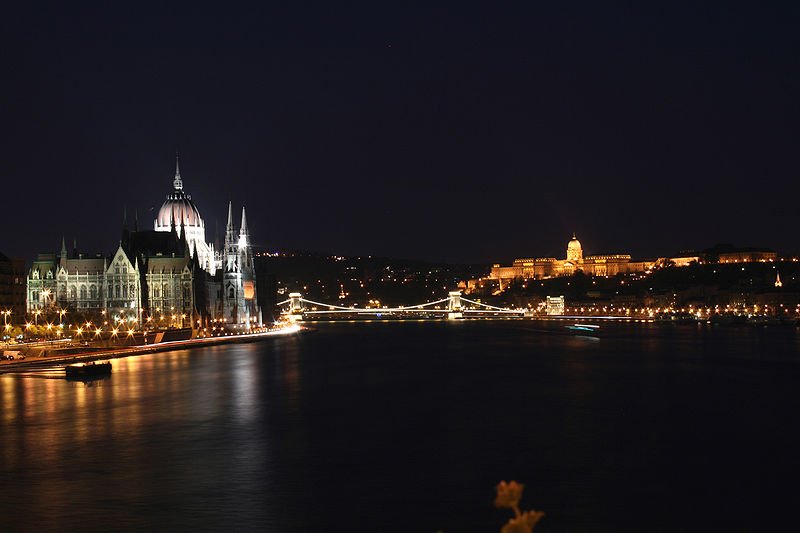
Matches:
[26,158,263,330]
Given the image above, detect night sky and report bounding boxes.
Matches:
[2,2,798,263]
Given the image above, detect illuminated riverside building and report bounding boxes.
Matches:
[154,156,219,274]
[718,250,777,263]
[489,234,655,286]
[26,159,262,329]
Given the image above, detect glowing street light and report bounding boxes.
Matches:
[41,289,51,309]
[2,310,11,336]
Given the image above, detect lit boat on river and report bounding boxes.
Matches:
[565,323,600,333]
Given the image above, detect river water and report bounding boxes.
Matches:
[1,320,799,531]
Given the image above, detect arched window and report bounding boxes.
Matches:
[115,285,120,298]
[69,286,77,299]
[228,287,235,299]
[90,285,97,299]
[123,285,128,298]
[79,285,87,300]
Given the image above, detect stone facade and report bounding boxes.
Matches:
[490,235,655,285]
[26,158,263,330]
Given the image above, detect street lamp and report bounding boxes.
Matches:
[42,289,51,309]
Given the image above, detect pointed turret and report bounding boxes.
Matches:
[225,201,237,246]
[173,153,183,190]
[239,206,249,240]
[224,201,239,273]
[122,206,131,247]
[60,237,68,260]
[775,271,783,288]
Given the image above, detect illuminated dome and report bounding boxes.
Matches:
[566,233,583,262]
[152,156,218,275]
[155,158,204,230]
[156,191,204,229]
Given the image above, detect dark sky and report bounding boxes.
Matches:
[2,2,799,263]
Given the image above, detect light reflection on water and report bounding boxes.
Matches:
[0,322,799,531]
[0,344,293,531]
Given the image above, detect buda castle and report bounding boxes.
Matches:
[26,158,262,329]
[488,234,655,288]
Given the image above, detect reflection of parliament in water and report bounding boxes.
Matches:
[490,234,655,286]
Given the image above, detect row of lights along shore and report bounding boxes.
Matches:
[2,308,272,343]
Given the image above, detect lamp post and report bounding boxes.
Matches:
[42,289,51,310]
[2,310,11,340]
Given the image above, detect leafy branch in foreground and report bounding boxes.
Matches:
[494,480,545,533]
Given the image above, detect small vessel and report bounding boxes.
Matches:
[65,361,112,379]
[747,315,798,327]
[565,323,600,333]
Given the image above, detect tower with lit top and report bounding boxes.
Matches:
[154,155,218,275]
[222,202,261,327]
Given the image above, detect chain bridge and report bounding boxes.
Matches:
[276,291,525,321]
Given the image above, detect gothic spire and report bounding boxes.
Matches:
[240,206,249,236]
[226,201,234,230]
[173,153,183,190]
[60,236,67,259]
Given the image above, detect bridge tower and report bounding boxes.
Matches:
[448,291,463,320]
[288,292,304,322]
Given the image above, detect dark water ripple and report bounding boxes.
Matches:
[1,321,799,532]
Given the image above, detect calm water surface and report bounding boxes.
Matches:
[2,321,799,531]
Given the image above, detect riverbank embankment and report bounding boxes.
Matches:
[0,325,303,374]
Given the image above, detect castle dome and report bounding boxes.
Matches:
[566,233,583,262]
[567,233,582,252]
[155,156,204,230]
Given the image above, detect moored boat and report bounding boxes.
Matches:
[65,361,112,379]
